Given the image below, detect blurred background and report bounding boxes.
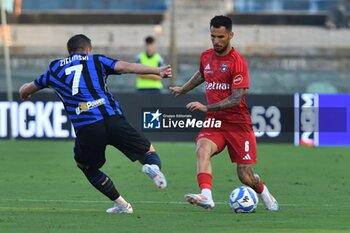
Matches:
[1,0,349,95]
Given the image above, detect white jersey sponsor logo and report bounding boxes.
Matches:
[206,82,231,90]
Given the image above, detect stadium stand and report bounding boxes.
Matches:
[230,0,350,26]
[233,0,346,12]
[9,0,167,24]
[0,0,349,94]
[21,0,167,11]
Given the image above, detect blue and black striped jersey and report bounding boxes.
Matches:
[34,53,123,131]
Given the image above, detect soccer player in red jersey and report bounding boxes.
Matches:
[170,15,279,211]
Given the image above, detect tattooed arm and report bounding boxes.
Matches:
[207,88,245,112]
[169,71,204,96]
[186,88,245,112]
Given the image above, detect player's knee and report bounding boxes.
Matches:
[76,161,102,174]
[76,162,101,178]
[196,139,217,159]
[196,146,212,161]
[76,161,89,170]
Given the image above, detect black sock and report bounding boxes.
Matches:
[144,151,162,169]
[79,167,120,201]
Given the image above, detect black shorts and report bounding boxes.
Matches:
[74,114,151,169]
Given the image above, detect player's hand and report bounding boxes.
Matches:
[19,82,38,101]
[159,65,172,79]
[186,101,208,112]
[19,83,32,100]
[169,86,185,96]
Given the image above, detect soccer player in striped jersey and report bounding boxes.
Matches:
[19,34,172,214]
[170,16,279,211]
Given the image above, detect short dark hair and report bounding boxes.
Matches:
[210,15,232,31]
[145,36,155,44]
[67,34,92,54]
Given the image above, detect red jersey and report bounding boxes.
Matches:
[199,48,251,124]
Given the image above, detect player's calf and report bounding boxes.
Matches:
[143,151,162,169]
[78,165,120,201]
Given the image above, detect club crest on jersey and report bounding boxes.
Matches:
[233,74,243,85]
[221,64,228,72]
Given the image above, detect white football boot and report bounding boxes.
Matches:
[106,203,133,214]
[260,185,279,211]
[185,193,215,209]
[142,164,167,189]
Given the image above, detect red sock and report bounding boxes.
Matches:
[197,173,212,190]
[255,179,264,194]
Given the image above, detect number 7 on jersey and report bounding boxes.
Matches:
[65,64,83,95]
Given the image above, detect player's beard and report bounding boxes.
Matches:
[214,42,230,55]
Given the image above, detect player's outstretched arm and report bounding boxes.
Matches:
[169,71,204,96]
[114,61,172,79]
[19,82,39,100]
[137,74,162,81]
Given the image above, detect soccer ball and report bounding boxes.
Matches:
[229,186,258,213]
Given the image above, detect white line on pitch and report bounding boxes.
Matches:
[0,198,344,207]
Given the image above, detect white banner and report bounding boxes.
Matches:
[0,101,75,138]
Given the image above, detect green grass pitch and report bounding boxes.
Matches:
[0,140,349,233]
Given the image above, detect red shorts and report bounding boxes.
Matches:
[196,122,257,164]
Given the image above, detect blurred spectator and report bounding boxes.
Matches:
[325,0,349,29]
[14,0,22,16]
[135,36,165,93]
